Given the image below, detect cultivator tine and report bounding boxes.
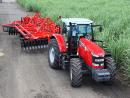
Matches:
[30,40,34,50]
[34,40,37,49]
[40,40,42,48]
[29,41,31,47]
[34,40,37,48]
[29,41,32,50]
[27,41,30,50]
[24,40,27,50]
[24,41,27,50]
[38,40,41,49]
[20,38,28,50]
[41,39,45,48]
[37,40,40,48]
[8,27,18,35]
[9,27,13,35]
[39,40,42,49]
[34,40,39,49]
[28,41,31,49]
[20,38,24,48]
[14,29,18,35]
[39,40,42,48]
[26,41,30,50]
[31,40,35,50]
[30,41,33,49]
[8,28,11,35]
[42,40,44,48]
[42,40,46,47]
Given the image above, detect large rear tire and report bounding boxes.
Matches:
[105,57,116,81]
[48,39,61,69]
[70,58,82,87]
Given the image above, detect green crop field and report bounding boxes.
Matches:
[17,0,130,83]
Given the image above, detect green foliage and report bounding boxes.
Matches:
[17,0,41,12]
[17,0,130,81]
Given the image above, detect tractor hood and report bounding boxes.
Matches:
[79,38,105,57]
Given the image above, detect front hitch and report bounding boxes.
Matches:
[92,69,111,82]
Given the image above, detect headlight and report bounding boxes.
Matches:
[92,63,104,66]
[95,59,104,62]
[92,55,104,66]
[92,63,99,66]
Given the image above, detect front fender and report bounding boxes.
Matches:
[52,34,67,53]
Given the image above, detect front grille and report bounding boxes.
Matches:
[92,56,104,65]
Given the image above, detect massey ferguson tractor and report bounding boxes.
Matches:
[48,18,116,87]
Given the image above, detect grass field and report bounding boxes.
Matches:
[17,0,130,82]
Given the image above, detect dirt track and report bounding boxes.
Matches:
[0,2,130,98]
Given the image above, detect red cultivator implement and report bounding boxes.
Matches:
[2,13,61,49]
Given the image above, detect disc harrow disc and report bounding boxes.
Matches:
[20,38,48,51]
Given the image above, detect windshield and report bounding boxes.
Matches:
[78,24,92,33]
[72,24,92,36]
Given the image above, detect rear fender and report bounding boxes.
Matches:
[51,34,67,53]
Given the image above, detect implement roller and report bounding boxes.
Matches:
[2,13,61,50]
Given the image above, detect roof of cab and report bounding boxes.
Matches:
[61,18,93,25]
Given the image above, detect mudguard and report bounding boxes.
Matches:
[51,34,67,53]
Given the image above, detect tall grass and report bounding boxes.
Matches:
[17,0,130,82]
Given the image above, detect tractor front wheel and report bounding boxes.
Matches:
[70,58,82,87]
[48,39,61,69]
[105,57,116,81]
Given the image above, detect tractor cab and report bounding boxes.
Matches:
[60,18,102,54]
[61,18,93,40]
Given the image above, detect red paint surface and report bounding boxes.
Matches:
[52,34,67,53]
[2,13,61,41]
[78,37,105,69]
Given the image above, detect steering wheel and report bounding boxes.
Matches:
[85,33,92,40]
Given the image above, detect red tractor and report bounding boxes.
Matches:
[48,18,116,87]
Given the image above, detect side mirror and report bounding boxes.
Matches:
[99,26,103,32]
[58,16,62,20]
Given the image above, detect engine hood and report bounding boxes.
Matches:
[79,38,105,57]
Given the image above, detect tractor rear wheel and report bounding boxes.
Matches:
[105,57,116,81]
[48,39,61,69]
[70,58,82,87]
